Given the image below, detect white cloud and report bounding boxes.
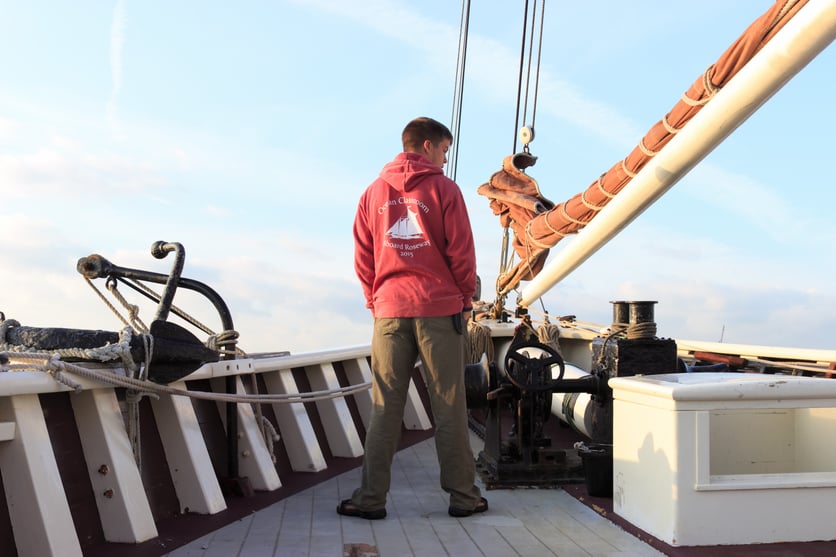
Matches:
[0,117,18,139]
[0,142,167,197]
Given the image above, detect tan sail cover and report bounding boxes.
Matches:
[476,154,554,289]
[478,0,809,295]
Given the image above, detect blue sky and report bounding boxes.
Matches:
[1,0,834,354]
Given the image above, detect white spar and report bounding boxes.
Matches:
[518,0,836,308]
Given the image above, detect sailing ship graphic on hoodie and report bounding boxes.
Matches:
[387,207,425,239]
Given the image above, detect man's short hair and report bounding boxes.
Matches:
[402,117,453,152]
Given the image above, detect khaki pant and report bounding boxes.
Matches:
[351,315,482,511]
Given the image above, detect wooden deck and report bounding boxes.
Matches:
[163,432,663,557]
[6,342,836,556]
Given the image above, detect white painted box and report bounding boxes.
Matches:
[609,372,836,546]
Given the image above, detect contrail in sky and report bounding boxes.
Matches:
[108,0,127,135]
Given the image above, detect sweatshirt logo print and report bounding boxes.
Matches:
[387,207,424,239]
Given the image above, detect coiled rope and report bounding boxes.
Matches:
[536,321,563,357]
[607,321,658,340]
[466,319,494,364]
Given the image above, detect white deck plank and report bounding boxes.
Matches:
[240,502,284,555]
[277,491,316,555]
[163,432,665,557]
[463,521,520,557]
[202,516,253,557]
[369,517,413,556]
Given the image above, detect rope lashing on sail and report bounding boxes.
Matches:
[478,0,809,296]
[477,154,555,291]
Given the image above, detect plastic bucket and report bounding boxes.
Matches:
[578,444,613,497]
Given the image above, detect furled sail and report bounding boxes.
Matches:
[478,0,810,296]
[476,154,554,289]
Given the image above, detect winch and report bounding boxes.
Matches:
[466,301,679,487]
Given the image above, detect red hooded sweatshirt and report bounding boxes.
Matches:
[353,152,476,318]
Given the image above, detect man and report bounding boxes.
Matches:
[338,117,487,519]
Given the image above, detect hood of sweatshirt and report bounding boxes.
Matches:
[379,152,442,192]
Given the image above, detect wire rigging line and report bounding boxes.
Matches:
[448,0,472,182]
[512,0,531,155]
[513,0,546,153]
[520,2,536,130]
[530,0,546,132]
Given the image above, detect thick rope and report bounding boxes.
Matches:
[0,332,137,362]
[118,327,148,470]
[466,319,494,364]
[249,372,268,455]
[85,278,134,331]
[2,349,366,469]
[260,416,281,464]
[607,321,658,340]
[107,279,149,333]
[536,322,563,357]
[0,351,371,403]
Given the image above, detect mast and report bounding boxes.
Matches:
[518,0,836,308]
